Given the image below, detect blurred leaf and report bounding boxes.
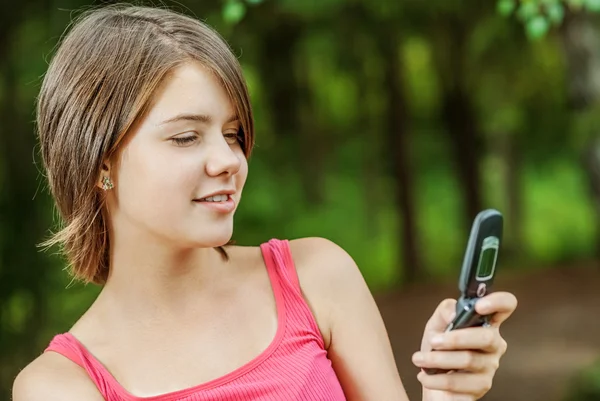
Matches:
[497,0,517,16]
[517,1,540,21]
[223,0,246,25]
[526,15,550,39]
[585,0,600,11]
[246,0,263,4]
[547,3,565,25]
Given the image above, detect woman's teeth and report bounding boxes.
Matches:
[199,194,229,202]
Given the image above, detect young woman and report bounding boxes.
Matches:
[13,4,517,401]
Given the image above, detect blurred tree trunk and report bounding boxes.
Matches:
[559,11,600,258]
[256,13,324,205]
[492,130,523,260]
[506,133,523,259]
[442,88,482,224]
[559,12,600,110]
[343,10,381,238]
[377,27,421,283]
[357,69,380,238]
[431,13,483,229]
[296,55,327,206]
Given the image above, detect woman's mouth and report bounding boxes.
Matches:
[197,194,230,202]
[193,194,236,213]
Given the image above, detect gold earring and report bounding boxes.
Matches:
[101,176,114,190]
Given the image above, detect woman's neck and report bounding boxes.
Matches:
[96,232,233,322]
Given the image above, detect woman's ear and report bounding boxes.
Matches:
[97,161,114,191]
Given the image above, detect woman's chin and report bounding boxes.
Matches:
[190,232,233,249]
[172,221,234,249]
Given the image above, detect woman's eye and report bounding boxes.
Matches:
[224,132,240,145]
[171,135,196,146]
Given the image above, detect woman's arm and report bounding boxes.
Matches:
[290,237,410,400]
[290,237,517,401]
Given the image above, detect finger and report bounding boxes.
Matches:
[423,391,475,401]
[428,326,502,353]
[412,350,489,372]
[417,371,493,397]
[424,298,457,333]
[474,291,518,326]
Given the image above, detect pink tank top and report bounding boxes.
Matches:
[44,239,347,400]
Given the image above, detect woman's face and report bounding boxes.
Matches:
[105,61,248,249]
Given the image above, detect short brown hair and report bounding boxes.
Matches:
[37,4,254,284]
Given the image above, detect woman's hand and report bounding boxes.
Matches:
[412,292,518,401]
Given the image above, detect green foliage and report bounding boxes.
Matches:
[497,0,518,16]
[497,0,600,39]
[547,3,566,24]
[562,360,600,401]
[222,0,246,25]
[527,15,551,39]
[221,0,265,25]
[276,0,347,17]
[588,0,600,11]
[522,160,596,262]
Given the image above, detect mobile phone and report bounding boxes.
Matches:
[423,209,503,375]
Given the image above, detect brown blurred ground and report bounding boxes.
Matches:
[376,262,600,401]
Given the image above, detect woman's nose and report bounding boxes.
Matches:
[204,136,242,177]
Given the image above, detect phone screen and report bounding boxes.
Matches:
[475,236,499,281]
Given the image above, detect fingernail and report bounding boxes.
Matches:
[413,352,424,363]
[431,335,444,346]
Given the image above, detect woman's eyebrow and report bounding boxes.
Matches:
[159,113,238,126]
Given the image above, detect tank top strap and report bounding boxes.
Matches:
[261,239,301,294]
[45,333,116,399]
[260,239,325,349]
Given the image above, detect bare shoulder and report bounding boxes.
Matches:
[13,351,103,401]
[288,237,372,347]
[288,237,364,285]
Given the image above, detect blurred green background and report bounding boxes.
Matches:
[1,0,600,400]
